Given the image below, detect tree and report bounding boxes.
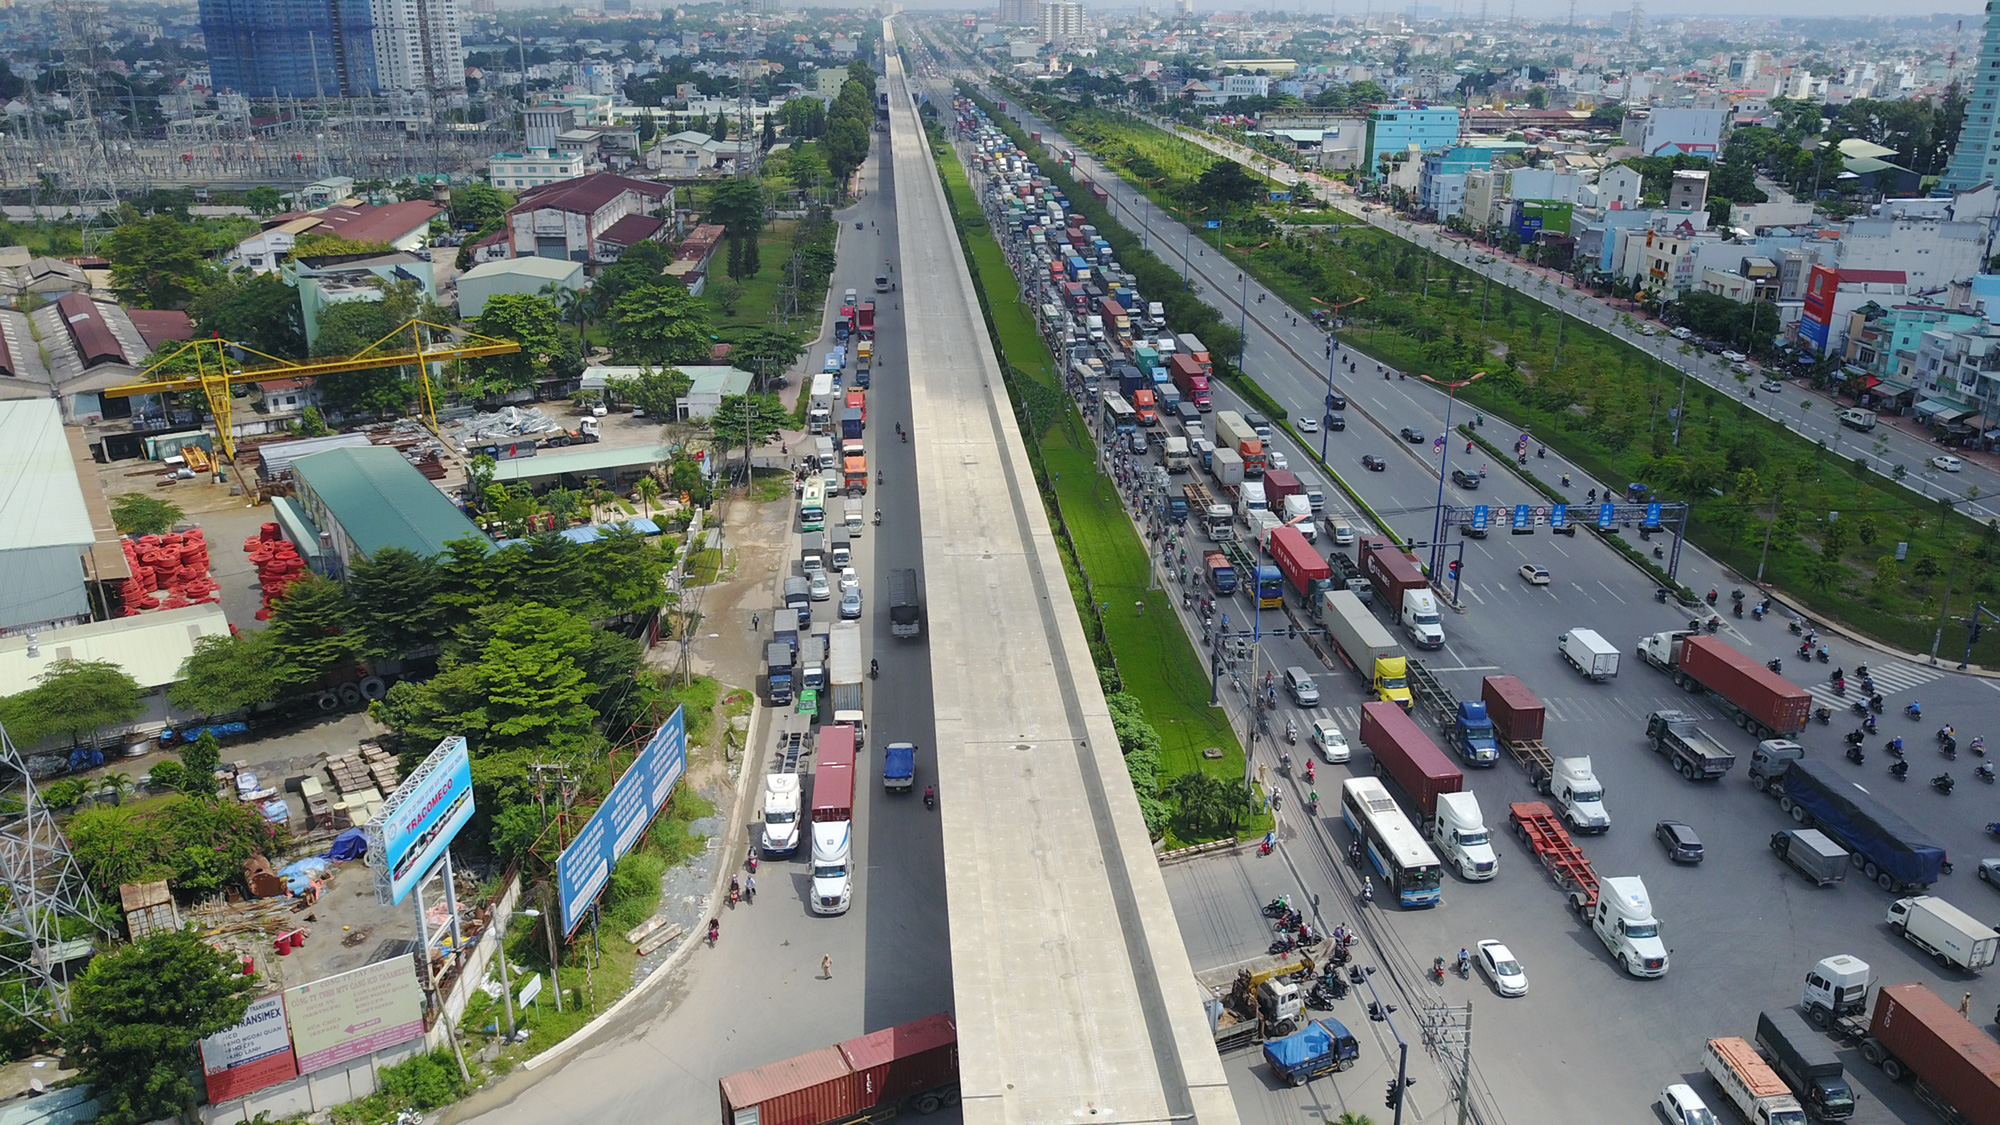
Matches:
[264,575,362,691]
[102,214,215,309]
[67,930,252,1125]
[244,185,283,216]
[710,394,790,450]
[169,630,283,715]
[0,659,144,748]
[347,547,447,661]
[731,326,808,390]
[287,233,396,261]
[708,178,767,282]
[449,182,514,230]
[372,603,603,761]
[607,284,714,365]
[609,364,691,419]
[633,474,663,518]
[180,730,222,785]
[111,493,185,537]
[470,292,568,393]
[188,273,308,360]
[1196,159,1264,211]
[1165,773,1245,837]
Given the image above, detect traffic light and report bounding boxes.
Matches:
[1971,619,1984,644]
[1386,1082,1401,1110]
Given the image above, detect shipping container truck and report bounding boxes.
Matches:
[1263,1019,1360,1086]
[760,765,802,856]
[1855,983,2000,1125]
[1263,469,1303,507]
[828,620,865,746]
[888,568,922,639]
[718,1012,958,1125]
[1557,627,1620,680]
[1358,536,1444,649]
[1359,700,1463,823]
[1705,1037,1808,1125]
[1432,790,1498,880]
[1771,757,1946,892]
[1269,526,1331,608]
[809,724,856,915]
[1328,550,1372,603]
[1645,709,1738,781]
[1884,896,1999,971]
[1176,334,1212,372]
[1447,700,1502,767]
[1589,874,1665,975]
[1170,353,1212,410]
[1637,630,1812,738]
[1321,590,1411,708]
[1756,1008,1857,1120]
[1211,446,1245,488]
[1488,675,1590,822]
[1132,387,1158,427]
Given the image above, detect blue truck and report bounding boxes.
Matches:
[841,409,864,441]
[1449,700,1502,767]
[1263,1019,1360,1087]
[1773,757,1945,892]
[883,742,916,792]
[766,642,795,705]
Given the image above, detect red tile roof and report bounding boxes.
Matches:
[315,200,442,245]
[515,172,670,216]
[1838,269,1908,285]
[55,293,126,367]
[598,214,665,247]
[126,310,195,350]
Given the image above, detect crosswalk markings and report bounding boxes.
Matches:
[1801,659,1942,711]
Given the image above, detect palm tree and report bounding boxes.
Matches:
[634,475,662,519]
[98,772,135,805]
[1165,773,1242,837]
[1334,1113,1378,1125]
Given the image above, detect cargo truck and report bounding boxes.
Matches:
[1770,757,1946,892]
[1212,446,1245,488]
[1359,700,1463,823]
[1171,353,1211,409]
[1432,790,1497,880]
[809,372,836,434]
[1705,1037,1808,1125]
[1269,526,1331,608]
[1637,630,1812,738]
[1159,435,1190,473]
[1770,829,1848,886]
[718,1012,958,1125]
[1321,590,1410,708]
[760,769,801,856]
[1185,481,1232,541]
[856,302,875,339]
[1359,537,1444,649]
[1263,1019,1361,1086]
[840,408,864,442]
[1263,469,1303,508]
[1854,983,2000,1125]
[828,620,865,747]
[809,724,856,915]
[1214,411,1266,477]
[766,642,796,706]
[1492,673,1604,832]
[1328,551,1372,603]
[1557,627,1620,680]
[1204,550,1238,594]
[1176,334,1212,372]
[882,741,915,792]
[1756,1008,1857,1120]
[1645,709,1738,780]
[1884,896,1999,971]
[1132,387,1158,427]
[888,568,922,639]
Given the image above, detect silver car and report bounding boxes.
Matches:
[839,588,863,619]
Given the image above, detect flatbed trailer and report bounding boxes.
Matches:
[1509,800,1600,911]
[1406,660,1453,727]
[1504,736,1556,785]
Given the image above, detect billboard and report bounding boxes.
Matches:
[283,959,426,1074]
[200,994,298,1103]
[1802,264,1838,327]
[556,708,688,934]
[1799,316,1830,351]
[366,736,475,906]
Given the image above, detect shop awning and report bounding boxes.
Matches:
[1913,398,1968,422]
[1859,375,1883,390]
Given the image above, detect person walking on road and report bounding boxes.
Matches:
[1961,992,1973,1017]
[822,954,833,980]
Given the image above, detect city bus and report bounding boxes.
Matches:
[801,477,826,532]
[1340,777,1443,908]
[1100,392,1137,435]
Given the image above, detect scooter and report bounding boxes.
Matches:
[870,659,880,680]
[1907,702,1923,720]
[1767,658,1785,674]
[1885,737,1905,758]
[1261,895,1292,918]
[1286,721,1297,746]
[746,846,759,874]
[1863,714,1878,735]
[1816,647,1830,663]
[728,877,740,909]
[706,919,720,947]
[1789,619,1804,636]
[1654,587,1670,603]
[1977,762,1995,783]
[923,785,936,810]
[1844,729,1867,748]
[1931,773,1955,794]
[1813,706,1831,725]
[1845,744,1866,765]
[1850,700,1869,718]
[1889,760,1910,780]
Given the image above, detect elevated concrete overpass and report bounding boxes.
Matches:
[882,26,1240,1125]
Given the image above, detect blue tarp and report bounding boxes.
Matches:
[321,828,370,863]
[1262,1018,1357,1070]
[883,742,915,782]
[494,518,662,549]
[159,721,249,745]
[277,857,331,895]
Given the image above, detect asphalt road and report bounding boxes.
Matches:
[448,130,958,1125]
[961,76,2000,1125]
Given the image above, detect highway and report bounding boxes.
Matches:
[941,53,2000,1125]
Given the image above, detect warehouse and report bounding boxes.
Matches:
[286,447,486,578]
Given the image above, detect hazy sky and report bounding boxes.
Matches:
[890,1,1991,21]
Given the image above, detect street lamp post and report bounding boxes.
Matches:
[1225,242,1269,372]
[1422,371,1489,578]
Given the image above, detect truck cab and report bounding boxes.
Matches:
[1800,954,1871,1027]
[1450,701,1501,766]
[1747,739,1803,793]
[1549,756,1609,833]
[1431,791,1497,880]
[810,822,852,915]
[761,774,801,855]
[1592,876,1668,976]
[1401,589,1445,649]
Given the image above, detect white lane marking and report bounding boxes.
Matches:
[1597,581,1626,604]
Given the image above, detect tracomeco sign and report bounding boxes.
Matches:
[365,735,475,905]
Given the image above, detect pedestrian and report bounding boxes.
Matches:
[1961,992,1973,1017]
[751,613,761,632]
[822,954,833,980]
[745,874,756,903]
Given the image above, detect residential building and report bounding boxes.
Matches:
[678,366,756,420]
[1418,146,1493,220]
[370,0,464,93]
[230,200,441,274]
[1828,216,1988,294]
[1363,105,1460,179]
[816,67,849,101]
[1039,0,1085,44]
[1218,74,1271,100]
[1463,168,1505,231]
[1590,165,1644,210]
[286,446,485,578]
[525,103,579,150]
[491,173,674,266]
[1509,168,1583,204]
[1910,323,2000,427]
[999,0,1037,25]
[1942,0,2000,191]
[1631,222,1717,299]
[1620,107,1727,159]
[489,149,586,191]
[284,252,436,349]
[198,0,461,97]
[1847,303,1984,399]
[1669,169,1710,214]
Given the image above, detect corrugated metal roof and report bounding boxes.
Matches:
[0,603,230,695]
[0,400,94,551]
[254,432,373,480]
[0,546,91,631]
[291,446,485,560]
[53,293,126,368]
[492,442,675,482]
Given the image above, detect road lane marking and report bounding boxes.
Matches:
[1597,581,1626,603]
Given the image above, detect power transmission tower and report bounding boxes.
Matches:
[53,0,120,246]
[1567,0,1576,28]
[737,37,759,179]
[0,720,111,1032]
[1628,2,1644,43]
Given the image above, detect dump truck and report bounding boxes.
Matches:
[1321,590,1409,708]
[1263,1019,1360,1087]
[1359,700,1462,823]
[1884,896,1999,972]
[1637,630,1811,738]
[718,1013,959,1125]
[1854,983,2000,1125]
[1197,952,1315,1052]
[1645,709,1738,781]
[1770,757,1946,892]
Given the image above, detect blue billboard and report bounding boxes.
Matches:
[369,736,475,906]
[557,708,688,934]
[1799,316,1830,352]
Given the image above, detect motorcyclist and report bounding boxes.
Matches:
[870,658,880,678]
[1458,948,1470,975]
[874,508,882,525]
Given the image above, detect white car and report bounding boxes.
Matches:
[1760,378,1785,393]
[1670,327,1693,340]
[1660,1083,1720,1125]
[809,571,831,601]
[840,567,861,593]
[1932,455,1963,473]
[1297,417,1320,434]
[1518,563,1550,586]
[1310,720,1350,763]
[1721,350,1747,364]
[1475,939,1528,996]
[1267,450,1290,471]
[1637,323,1658,335]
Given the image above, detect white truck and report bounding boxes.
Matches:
[1402,588,1445,650]
[1430,791,1497,881]
[1557,627,1620,680]
[808,372,836,434]
[1704,1037,1808,1125]
[842,497,865,537]
[828,620,866,748]
[1146,300,1166,329]
[1159,435,1191,473]
[1550,756,1610,834]
[1837,408,1878,432]
[1234,478,1267,515]
[1281,494,1314,539]
[1884,896,2000,971]
[1591,875,1668,977]
[760,772,801,856]
[1087,314,1105,342]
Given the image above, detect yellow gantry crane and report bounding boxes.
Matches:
[100,319,523,461]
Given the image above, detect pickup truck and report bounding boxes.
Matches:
[1645,709,1737,781]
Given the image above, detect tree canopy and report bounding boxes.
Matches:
[102,214,216,309]
[0,659,144,748]
[470,292,570,394]
[607,284,715,366]
[67,930,253,1125]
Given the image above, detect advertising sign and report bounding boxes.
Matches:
[283,960,425,1075]
[200,994,297,1103]
[366,736,475,906]
[1802,264,1838,327]
[557,708,688,934]
[1798,316,1830,352]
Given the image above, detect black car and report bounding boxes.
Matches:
[1450,468,1481,489]
[1361,454,1386,471]
[1328,391,1348,410]
[1702,340,1726,354]
[1328,413,1347,431]
[1399,426,1424,443]
[1655,820,1704,863]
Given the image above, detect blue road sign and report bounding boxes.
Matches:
[1550,503,1568,529]
[1512,504,1531,531]
[1471,505,1490,531]
[1645,502,1662,527]
[1205,220,1221,228]
[1598,502,1617,528]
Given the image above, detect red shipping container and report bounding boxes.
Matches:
[1480,675,1546,743]
[1359,700,1462,820]
[1869,984,2000,1125]
[719,1013,957,1125]
[1268,526,1330,601]
[1677,635,1812,736]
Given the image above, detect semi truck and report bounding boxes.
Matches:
[888,568,922,639]
[1770,757,1946,892]
[1359,700,1463,823]
[1263,469,1303,510]
[1705,1037,1808,1125]
[760,733,804,857]
[1358,536,1444,649]
[1187,482,1233,541]
[1432,790,1497,880]
[1637,630,1811,738]
[1557,627,1620,680]
[828,620,865,747]
[1884,896,1999,971]
[809,724,856,915]
[1507,801,1659,973]
[1446,700,1502,767]
[1212,446,1244,488]
[1755,1009,1857,1120]
[1645,709,1738,781]
[1328,550,1371,603]
[1262,1019,1361,1087]
[1320,590,1410,708]
[1269,526,1331,608]
[718,1012,958,1125]
[1170,353,1211,409]
[1214,411,1266,477]
[1479,675,1600,830]
[1854,983,2000,1125]
[1176,333,1211,372]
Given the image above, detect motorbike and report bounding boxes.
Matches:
[1304,761,1315,784]
[1977,762,1995,783]
[1751,604,1765,621]
[1889,760,1910,780]
[1789,619,1804,635]
[1931,773,1955,795]
[1816,647,1830,663]
[1885,737,1905,758]
[1731,588,1746,603]
[870,659,880,680]
[706,919,720,947]
[1654,587,1670,603]
[1305,792,1320,816]
[1286,721,1297,745]
[1705,617,1720,633]
[1832,679,1846,696]
[1937,725,1956,745]
[1261,895,1292,918]
[1706,589,1719,606]
[1850,701,1869,718]
[728,877,740,909]
[1798,643,1813,660]
[746,847,759,874]
[1987,821,2000,837]
[1844,729,1867,747]
[1767,658,1785,674]
[1280,752,1293,776]
[1845,744,1866,765]
[1733,602,1744,618]
[1863,715,1878,735]
[1941,738,1958,760]
[1813,706,1831,725]
[1431,958,1447,984]
[1361,879,1373,905]
[873,509,882,526]
[1971,736,1986,757]
[924,786,937,810]
[1870,694,1885,714]
[1907,702,1923,720]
